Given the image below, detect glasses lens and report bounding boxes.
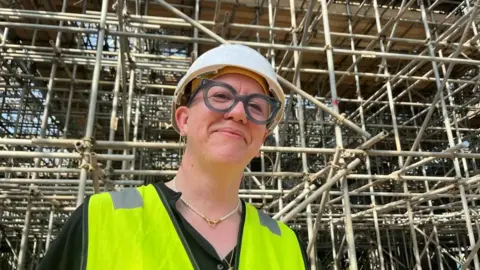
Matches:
[206,85,235,111]
[204,81,276,124]
[247,96,273,122]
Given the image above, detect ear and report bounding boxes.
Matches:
[175,106,189,136]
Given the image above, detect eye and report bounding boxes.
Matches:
[249,103,262,111]
[248,96,271,116]
[210,92,233,102]
[213,93,231,99]
[248,102,265,115]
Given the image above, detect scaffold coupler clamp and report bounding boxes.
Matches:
[324,44,333,51]
[333,113,347,126]
[390,172,401,181]
[327,160,342,170]
[74,136,95,154]
[28,184,40,197]
[75,137,101,173]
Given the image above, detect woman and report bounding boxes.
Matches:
[38,44,309,270]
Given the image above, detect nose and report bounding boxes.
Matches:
[224,101,247,124]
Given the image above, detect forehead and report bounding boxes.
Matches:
[212,73,266,95]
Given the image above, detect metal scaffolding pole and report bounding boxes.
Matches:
[76,0,110,206]
[418,0,480,268]
[1,0,480,268]
[16,186,34,270]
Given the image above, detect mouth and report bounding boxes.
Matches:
[215,128,247,143]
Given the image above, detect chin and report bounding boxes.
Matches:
[207,147,251,166]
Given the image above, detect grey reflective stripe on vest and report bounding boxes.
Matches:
[257,209,281,236]
[109,188,143,210]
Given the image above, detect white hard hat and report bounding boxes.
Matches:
[171,44,285,133]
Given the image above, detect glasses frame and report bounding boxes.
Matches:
[186,78,281,125]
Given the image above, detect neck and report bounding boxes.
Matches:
[172,150,244,217]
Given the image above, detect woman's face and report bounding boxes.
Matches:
[175,73,269,166]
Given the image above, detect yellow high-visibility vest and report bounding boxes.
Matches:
[85,184,306,269]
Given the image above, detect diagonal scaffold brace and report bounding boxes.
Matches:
[153,0,373,140]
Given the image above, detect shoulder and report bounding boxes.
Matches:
[37,200,88,270]
[244,202,299,240]
[88,185,155,210]
[244,203,311,269]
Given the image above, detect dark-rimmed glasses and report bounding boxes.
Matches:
[187,79,281,125]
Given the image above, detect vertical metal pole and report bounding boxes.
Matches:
[438,76,480,270]
[77,0,110,206]
[429,0,480,243]
[402,0,479,168]
[53,0,86,209]
[329,207,339,270]
[402,232,410,269]
[371,0,422,268]
[287,2,315,267]
[419,0,480,268]
[423,232,433,270]
[408,88,444,270]
[34,0,70,179]
[29,238,37,270]
[386,229,395,269]
[131,92,141,174]
[456,233,463,269]
[63,65,77,140]
[130,0,143,175]
[260,152,266,206]
[16,194,32,270]
[267,0,283,216]
[139,0,150,183]
[319,0,357,268]
[123,69,136,171]
[106,60,122,189]
[192,0,200,61]
[346,1,384,269]
[105,0,125,186]
[45,209,55,250]
[123,0,142,174]
[12,81,30,137]
[408,85,443,270]
[267,0,276,66]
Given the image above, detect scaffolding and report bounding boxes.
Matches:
[0,0,479,269]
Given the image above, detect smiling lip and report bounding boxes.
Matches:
[216,128,246,142]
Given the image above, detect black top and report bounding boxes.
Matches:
[37,182,310,270]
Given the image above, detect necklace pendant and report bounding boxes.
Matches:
[206,218,220,227]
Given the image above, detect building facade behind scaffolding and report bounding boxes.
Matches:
[0,0,479,269]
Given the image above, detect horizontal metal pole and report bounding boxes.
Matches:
[0,6,455,33]
[3,46,480,86]
[331,177,480,224]
[1,22,480,66]
[3,183,478,200]
[0,151,133,160]
[0,168,460,182]
[1,139,479,159]
[391,141,469,174]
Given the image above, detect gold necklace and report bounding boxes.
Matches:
[172,178,241,227]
